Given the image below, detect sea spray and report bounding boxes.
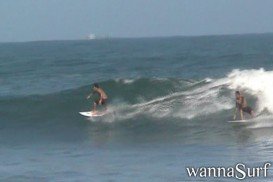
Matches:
[228,68,273,113]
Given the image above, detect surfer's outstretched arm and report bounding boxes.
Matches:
[86,92,94,99]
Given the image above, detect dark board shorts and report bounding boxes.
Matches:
[242,106,253,114]
[95,98,107,105]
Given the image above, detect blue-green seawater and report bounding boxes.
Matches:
[1,34,273,181]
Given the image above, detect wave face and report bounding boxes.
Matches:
[1,36,273,144]
[4,68,273,127]
[227,68,273,113]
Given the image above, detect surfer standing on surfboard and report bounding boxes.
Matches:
[234,91,255,120]
[86,83,108,113]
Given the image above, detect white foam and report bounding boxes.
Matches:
[102,68,273,122]
[247,115,273,129]
[129,79,233,119]
[114,78,136,84]
[132,68,273,119]
[227,68,273,113]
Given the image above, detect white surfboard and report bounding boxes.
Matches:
[227,119,255,123]
[228,120,248,123]
[79,111,107,117]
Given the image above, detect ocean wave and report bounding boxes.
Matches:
[2,69,273,126]
[227,68,273,113]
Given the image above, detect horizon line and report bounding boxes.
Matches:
[1,32,273,44]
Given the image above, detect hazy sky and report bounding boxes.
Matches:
[1,0,273,42]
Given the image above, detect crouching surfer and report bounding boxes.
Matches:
[233,91,255,120]
[86,83,108,113]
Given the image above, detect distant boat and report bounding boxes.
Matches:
[87,33,96,40]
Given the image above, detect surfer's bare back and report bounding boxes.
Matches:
[86,83,108,113]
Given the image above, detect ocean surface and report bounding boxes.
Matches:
[1,34,273,181]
